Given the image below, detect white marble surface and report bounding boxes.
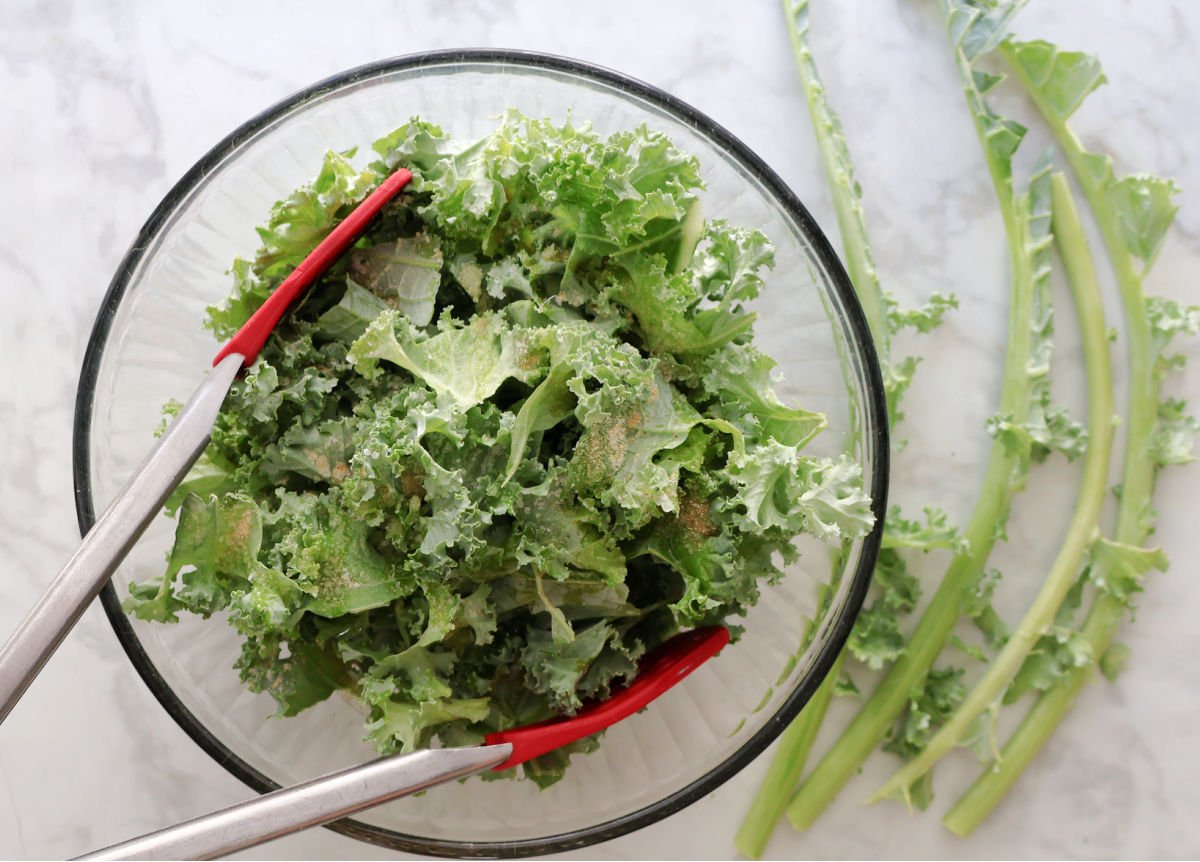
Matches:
[1,1,1197,859]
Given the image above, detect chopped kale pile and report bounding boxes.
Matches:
[125,111,873,786]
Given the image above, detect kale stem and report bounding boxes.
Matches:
[781,0,890,354]
[871,172,1114,803]
[785,0,1043,828]
[787,436,1024,828]
[735,3,913,847]
[943,43,1163,836]
[734,652,841,858]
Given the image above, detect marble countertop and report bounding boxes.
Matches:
[1,1,1197,858]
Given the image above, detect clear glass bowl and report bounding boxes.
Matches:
[73,50,887,857]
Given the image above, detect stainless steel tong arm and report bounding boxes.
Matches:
[0,353,244,724]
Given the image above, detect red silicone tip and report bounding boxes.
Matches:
[213,167,413,368]
[484,626,730,771]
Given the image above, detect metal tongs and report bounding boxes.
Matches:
[79,626,728,860]
[0,167,731,859]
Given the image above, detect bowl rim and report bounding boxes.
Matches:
[72,47,888,858]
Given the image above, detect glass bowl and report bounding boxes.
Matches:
[73,50,887,857]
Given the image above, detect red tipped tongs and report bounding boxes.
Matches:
[0,168,730,860]
[80,626,728,861]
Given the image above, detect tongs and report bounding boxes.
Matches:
[0,167,732,859]
[80,626,728,860]
[0,167,414,723]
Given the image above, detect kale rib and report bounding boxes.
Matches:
[782,0,890,349]
[735,3,958,851]
[943,38,1192,836]
[733,7,885,853]
[734,0,960,849]
[735,651,842,858]
[785,0,1059,829]
[872,170,1114,803]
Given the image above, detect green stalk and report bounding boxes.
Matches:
[781,0,890,352]
[734,7,884,852]
[942,41,1166,835]
[872,172,1114,803]
[943,623,1088,835]
[786,2,1042,829]
[739,2,967,846]
[787,329,1032,829]
[734,651,842,858]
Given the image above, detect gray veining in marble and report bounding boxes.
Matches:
[1,1,1197,858]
